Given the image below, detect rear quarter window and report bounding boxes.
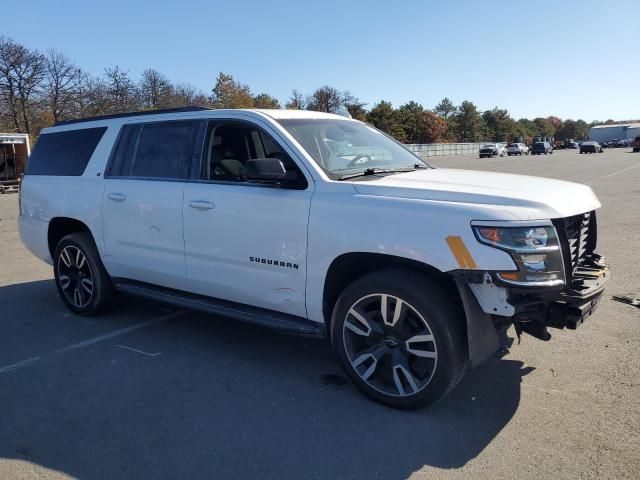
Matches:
[26,127,107,176]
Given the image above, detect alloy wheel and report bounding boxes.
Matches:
[57,245,94,308]
[342,293,438,397]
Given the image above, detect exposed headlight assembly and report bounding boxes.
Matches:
[472,225,565,287]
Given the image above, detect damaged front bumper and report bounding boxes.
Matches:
[507,254,609,340]
[452,254,610,366]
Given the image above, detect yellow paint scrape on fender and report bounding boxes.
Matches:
[446,236,478,269]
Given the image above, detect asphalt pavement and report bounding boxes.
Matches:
[1,148,638,479]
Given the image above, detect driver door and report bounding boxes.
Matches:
[182,119,313,317]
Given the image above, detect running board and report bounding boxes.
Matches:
[112,279,325,337]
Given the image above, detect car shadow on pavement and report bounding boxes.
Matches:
[0,280,533,479]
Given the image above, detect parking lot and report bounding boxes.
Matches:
[1,148,639,479]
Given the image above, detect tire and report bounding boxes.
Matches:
[53,232,114,316]
[330,269,468,409]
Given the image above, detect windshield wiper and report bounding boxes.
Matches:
[337,165,423,181]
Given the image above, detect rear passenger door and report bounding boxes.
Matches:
[102,120,201,291]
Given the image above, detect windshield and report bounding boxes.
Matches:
[277,119,428,178]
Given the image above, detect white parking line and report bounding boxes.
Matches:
[117,344,162,356]
[586,163,640,184]
[0,356,41,374]
[0,311,183,375]
[55,311,182,353]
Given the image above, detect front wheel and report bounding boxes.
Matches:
[331,269,468,409]
[53,232,114,316]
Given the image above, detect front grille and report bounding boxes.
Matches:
[554,211,597,279]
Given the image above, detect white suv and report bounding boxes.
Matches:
[19,107,609,409]
[507,143,530,156]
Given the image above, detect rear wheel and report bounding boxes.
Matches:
[53,232,114,316]
[331,269,468,409]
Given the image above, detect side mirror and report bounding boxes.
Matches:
[243,158,287,181]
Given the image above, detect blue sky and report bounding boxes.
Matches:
[5,0,638,121]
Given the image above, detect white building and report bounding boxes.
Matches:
[589,123,640,143]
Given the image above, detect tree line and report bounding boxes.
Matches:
[0,35,616,144]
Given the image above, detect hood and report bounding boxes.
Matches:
[352,168,601,219]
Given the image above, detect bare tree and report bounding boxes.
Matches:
[139,68,173,109]
[0,36,45,134]
[44,49,82,122]
[285,89,305,109]
[0,36,21,131]
[341,90,367,120]
[104,66,138,113]
[170,82,209,107]
[79,75,111,117]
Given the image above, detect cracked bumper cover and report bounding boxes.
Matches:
[508,255,610,335]
[452,255,610,367]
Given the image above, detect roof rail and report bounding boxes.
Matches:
[53,106,214,127]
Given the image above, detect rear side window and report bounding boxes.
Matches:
[26,127,107,176]
[107,121,198,179]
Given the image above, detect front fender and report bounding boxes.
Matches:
[305,185,517,323]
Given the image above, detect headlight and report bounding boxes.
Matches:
[473,225,565,286]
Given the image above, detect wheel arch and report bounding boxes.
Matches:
[322,252,461,327]
[47,217,95,258]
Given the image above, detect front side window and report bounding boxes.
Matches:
[277,119,427,178]
[202,121,306,187]
[107,121,198,179]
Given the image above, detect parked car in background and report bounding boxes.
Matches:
[479,143,507,158]
[580,141,604,154]
[506,143,529,156]
[632,136,640,152]
[531,141,553,155]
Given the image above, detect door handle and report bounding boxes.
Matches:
[188,200,216,210]
[107,192,127,202]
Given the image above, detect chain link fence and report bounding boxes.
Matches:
[405,143,487,159]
